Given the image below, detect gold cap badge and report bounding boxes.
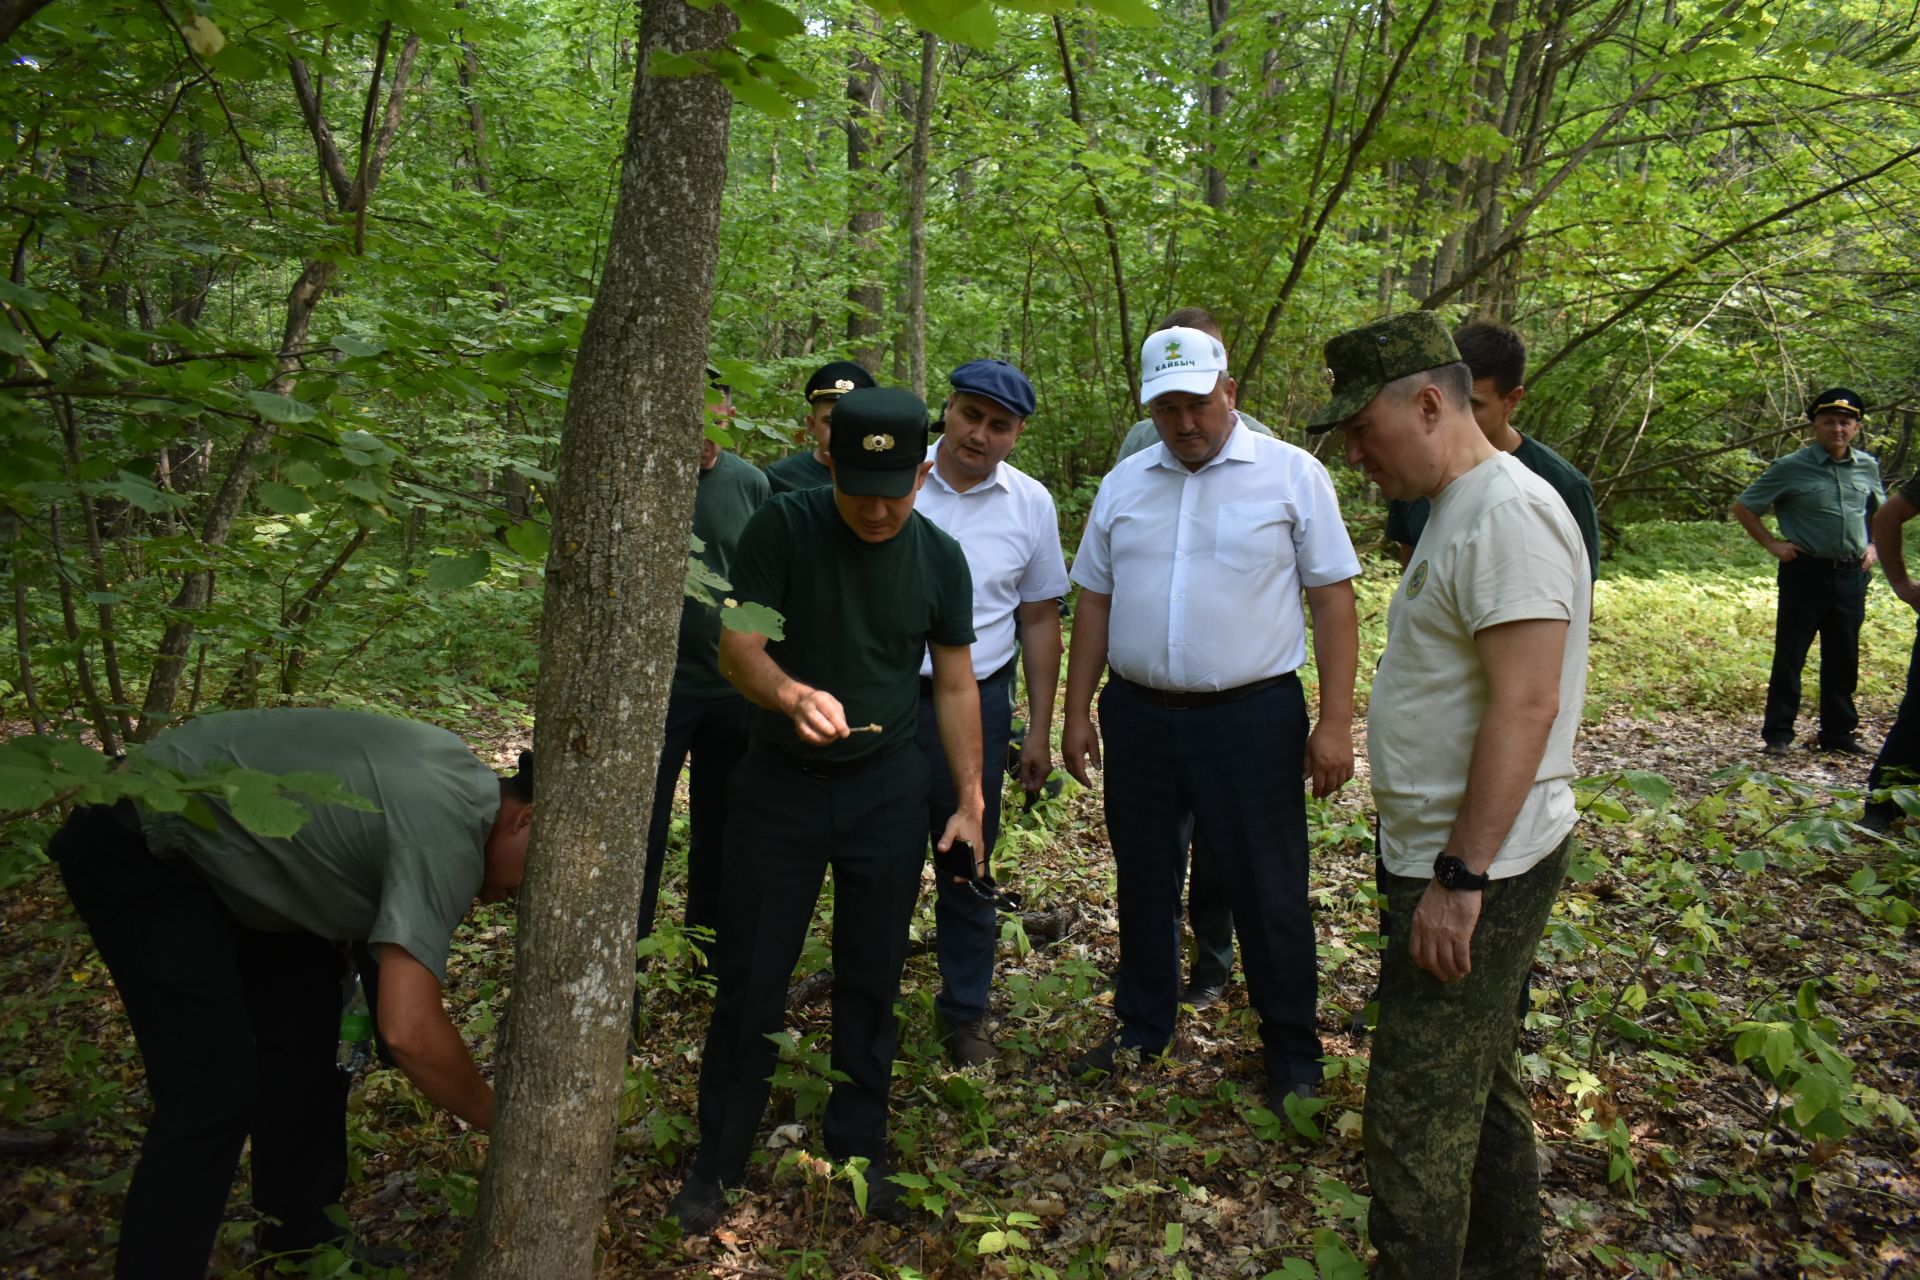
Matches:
[862,433,895,452]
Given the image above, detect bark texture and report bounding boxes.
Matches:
[453,0,736,1273]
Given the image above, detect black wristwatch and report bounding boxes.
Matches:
[1433,853,1491,892]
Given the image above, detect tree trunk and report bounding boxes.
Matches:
[845,13,886,369]
[454,0,736,1272]
[904,31,937,400]
[1203,0,1229,211]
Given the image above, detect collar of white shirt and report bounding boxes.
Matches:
[926,439,1011,495]
[1144,412,1257,475]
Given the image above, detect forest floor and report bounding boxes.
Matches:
[2,695,1915,1279]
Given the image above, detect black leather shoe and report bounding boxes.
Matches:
[1761,741,1793,757]
[1819,738,1869,756]
[1180,981,1226,1011]
[670,1174,727,1236]
[939,1016,998,1066]
[1068,1034,1121,1077]
[1270,1079,1319,1104]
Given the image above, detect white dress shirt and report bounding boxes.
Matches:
[916,441,1071,679]
[1071,419,1361,691]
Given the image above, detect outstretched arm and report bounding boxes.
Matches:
[376,944,492,1130]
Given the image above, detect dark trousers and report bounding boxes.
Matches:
[50,804,350,1280]
[639,690,751,952]
[1099,676,1322,1084]
[914,661,1014,1025]
[692,745,928,1186]
[1763,556,1868,747]
[1365,838,1569,1280]
[1867,619,1920,822]
[1186,837,1235,990]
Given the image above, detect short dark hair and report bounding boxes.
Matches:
[1159,306,1222,340]
[1453,321,1526,394]
[502,749,534,803]
[1402,361,1474,409]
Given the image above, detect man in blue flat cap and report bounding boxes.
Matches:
[913,359,1069,1064]
[1731,387,1882,756]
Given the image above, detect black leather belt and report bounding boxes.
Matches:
[751,738,908,779]
[1108,672,1295,710]
[920,654,1018,697]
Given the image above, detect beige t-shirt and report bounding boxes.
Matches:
[1369,452,1590,880]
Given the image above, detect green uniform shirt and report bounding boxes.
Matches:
[1116,409,1275,461]
[678,452,771,698]
[765,450,832,496]
[1387,434,1603,581]
[728,488,975,765]
[1736,444,1883,559]
[140,708,500,982]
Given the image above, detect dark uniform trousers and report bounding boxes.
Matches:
[912,659,1015,1026]
[1099,673,1322,1086]
[50,803,351,1279]
[1365,837,1570,1280]
[1185,837,1235,991]
[692,744,929,1186]
[1867,618,1920,824]
[638,689,752,951]
[1764,556,1869,747]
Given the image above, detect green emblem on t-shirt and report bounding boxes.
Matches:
[1407,560,1429,598]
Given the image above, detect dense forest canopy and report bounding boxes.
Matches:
[5,0,1919,748]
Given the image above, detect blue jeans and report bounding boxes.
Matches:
[913,661,1015,1025]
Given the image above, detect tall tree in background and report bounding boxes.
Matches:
[454,0,737,1271]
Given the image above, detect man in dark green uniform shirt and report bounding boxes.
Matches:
[765,359,875,495]
[1732,387,1882,755]
[1385,321,1601,580]
[47,709,534,1277]
[636,376,769,965]
[671,386,983,1235]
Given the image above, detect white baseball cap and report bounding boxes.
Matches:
[1139,326,1228,405]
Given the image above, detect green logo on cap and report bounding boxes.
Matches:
[1164,339,1183,360]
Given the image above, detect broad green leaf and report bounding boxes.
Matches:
[247,390,319,425]
[727,0,804,38]
[1084,0,1159,27]
[719,598,784,639]
[1163,1222,1183,1254]
[256,482,313,515]
[504,521,550,561]
[224,787,308,839]
[977,1230,1007,1255]
[425,548,493,591]
[0,767,56,812]
[332,335,386,357]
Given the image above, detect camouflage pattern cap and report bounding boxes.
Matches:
[1305,311,1462,433]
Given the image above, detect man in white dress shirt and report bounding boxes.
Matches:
[1061,322,1361,1099]
[914,358,1069,1065]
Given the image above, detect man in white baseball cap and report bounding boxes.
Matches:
[1061,316,1361,1102]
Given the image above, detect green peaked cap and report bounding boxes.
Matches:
[1305,311,1462,433]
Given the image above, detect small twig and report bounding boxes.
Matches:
[151,0,273,213]
[848,723,883,734]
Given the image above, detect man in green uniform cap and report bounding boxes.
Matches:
[765,359,877,495]
[634,373,768,973]
[1731,386,1881,755]
[47,709,535,1278]
[670,385,983,1235]
[1309,310,1589,1279]
[1383,320,1600,580]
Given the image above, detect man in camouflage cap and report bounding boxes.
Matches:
[1309,311,1590,1278]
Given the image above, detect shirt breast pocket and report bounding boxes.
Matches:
[1214,501,1289,574]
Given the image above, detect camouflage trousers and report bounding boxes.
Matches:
[1364,837,1570,1280]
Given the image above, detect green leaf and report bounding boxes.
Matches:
[727,0,804,38]
[332,335,386,357]
[246,390,319,425]
[224,786,309,839]
[901,0,997,47]
[425,548,493,591]
[256,482,313,515]
[977,1230,1007,1254]
[0,766,56,812]
[1164,1222,1183,1255]
[1084,0,1159,26]
[1618,769,1675,807]
[719,598,784,639]
[504,521,550,562]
